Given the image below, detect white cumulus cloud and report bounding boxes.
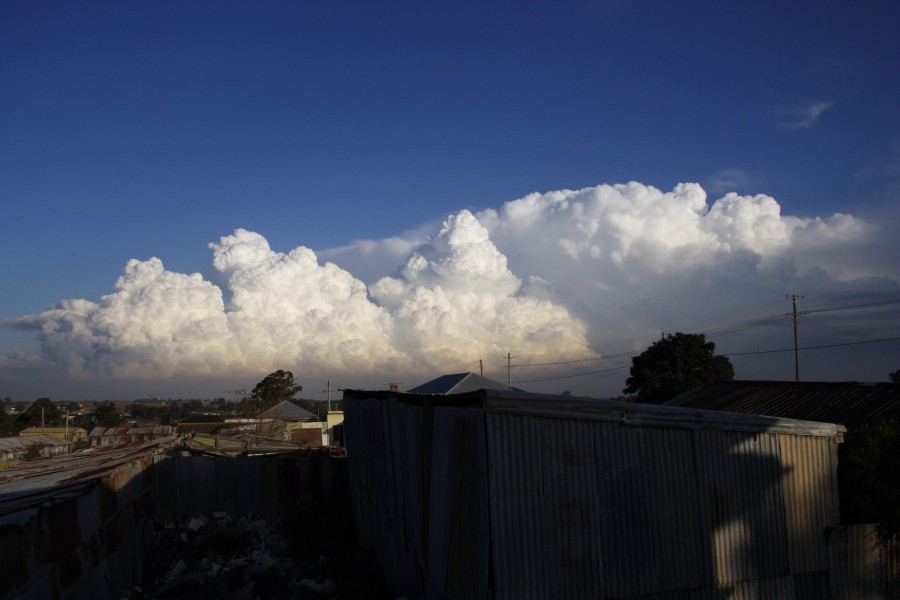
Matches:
[3,181,898,396]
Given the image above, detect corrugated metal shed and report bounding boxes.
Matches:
[666,380,900,429]
[343,388,845,600]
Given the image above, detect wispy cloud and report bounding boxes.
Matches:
[856,143,900,182]
[779,101,835,129]
[707,168,764,195]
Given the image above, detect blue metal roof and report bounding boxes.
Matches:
[406,372,519,394]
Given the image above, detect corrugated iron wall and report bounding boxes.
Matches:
[3,449,348,600]
[150,451,346,519]
[344,391,848,600]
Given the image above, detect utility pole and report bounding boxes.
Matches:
[479,359,483,376]
[505,352,516,387]
[786,294,804,382]
[326,379,332,414]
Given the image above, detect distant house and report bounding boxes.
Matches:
[1,435,71,461]
[18,426,88,443]
[257,400,321,445]
[407,372,521,395]
[89,425,174,447]
[324,411,345,448]
[258,400,318,421]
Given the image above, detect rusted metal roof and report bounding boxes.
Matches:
[666,380,900,429]
[89,425,174,436]
[0,435,180,525]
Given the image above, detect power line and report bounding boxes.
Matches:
[804,298,900,315]
[513,336,900,386]
[705,314,788,338]
[502,296,900,385]
[724,336,900,356]
[514,357,603,368]
[515,364,631,384]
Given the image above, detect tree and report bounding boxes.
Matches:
[0,404,14,437]
[250,370,302,413]
[15,397,64,431]
[624,332,734,404]
[92,401,123,427]
[839,417,900,540]
[890,369,900,384]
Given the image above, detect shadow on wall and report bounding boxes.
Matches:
[488,420,831,598]
[343,391,845,599]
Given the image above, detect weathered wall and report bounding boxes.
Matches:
[343,390,850,600]
[1,449,348,600]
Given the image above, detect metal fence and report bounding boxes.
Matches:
[1,443,348,600]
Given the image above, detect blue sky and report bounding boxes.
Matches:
[1,1,899,401]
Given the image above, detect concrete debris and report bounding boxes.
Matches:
[129,510,388,599]
[167,560,187,580]
[299,578,338,594]
[187,514,209,531]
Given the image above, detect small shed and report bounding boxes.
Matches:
[343,388,846,600]
[89,426,174,447]
[18,427,88,442]
[0,435,71,462]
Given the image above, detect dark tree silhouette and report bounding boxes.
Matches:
[624,332,734,404]
[839,416,900,540]
[249,370,302,413]
[92,401,123,427]
[15,397,64,431]
[0,404,14,436]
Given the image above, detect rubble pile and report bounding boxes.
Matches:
[132,509,386,600]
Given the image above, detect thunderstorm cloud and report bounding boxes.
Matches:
[4,181,898,393]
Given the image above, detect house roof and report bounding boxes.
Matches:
[258,400,317,420]
[406,372,521,395]
[18,427,87,435]
[89,426,174,436]
[665,380,900,430]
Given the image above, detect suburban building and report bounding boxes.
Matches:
[89,425,174,447]
[257,400,321,445]
[18,426,88,443]
[0,435,71,462]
